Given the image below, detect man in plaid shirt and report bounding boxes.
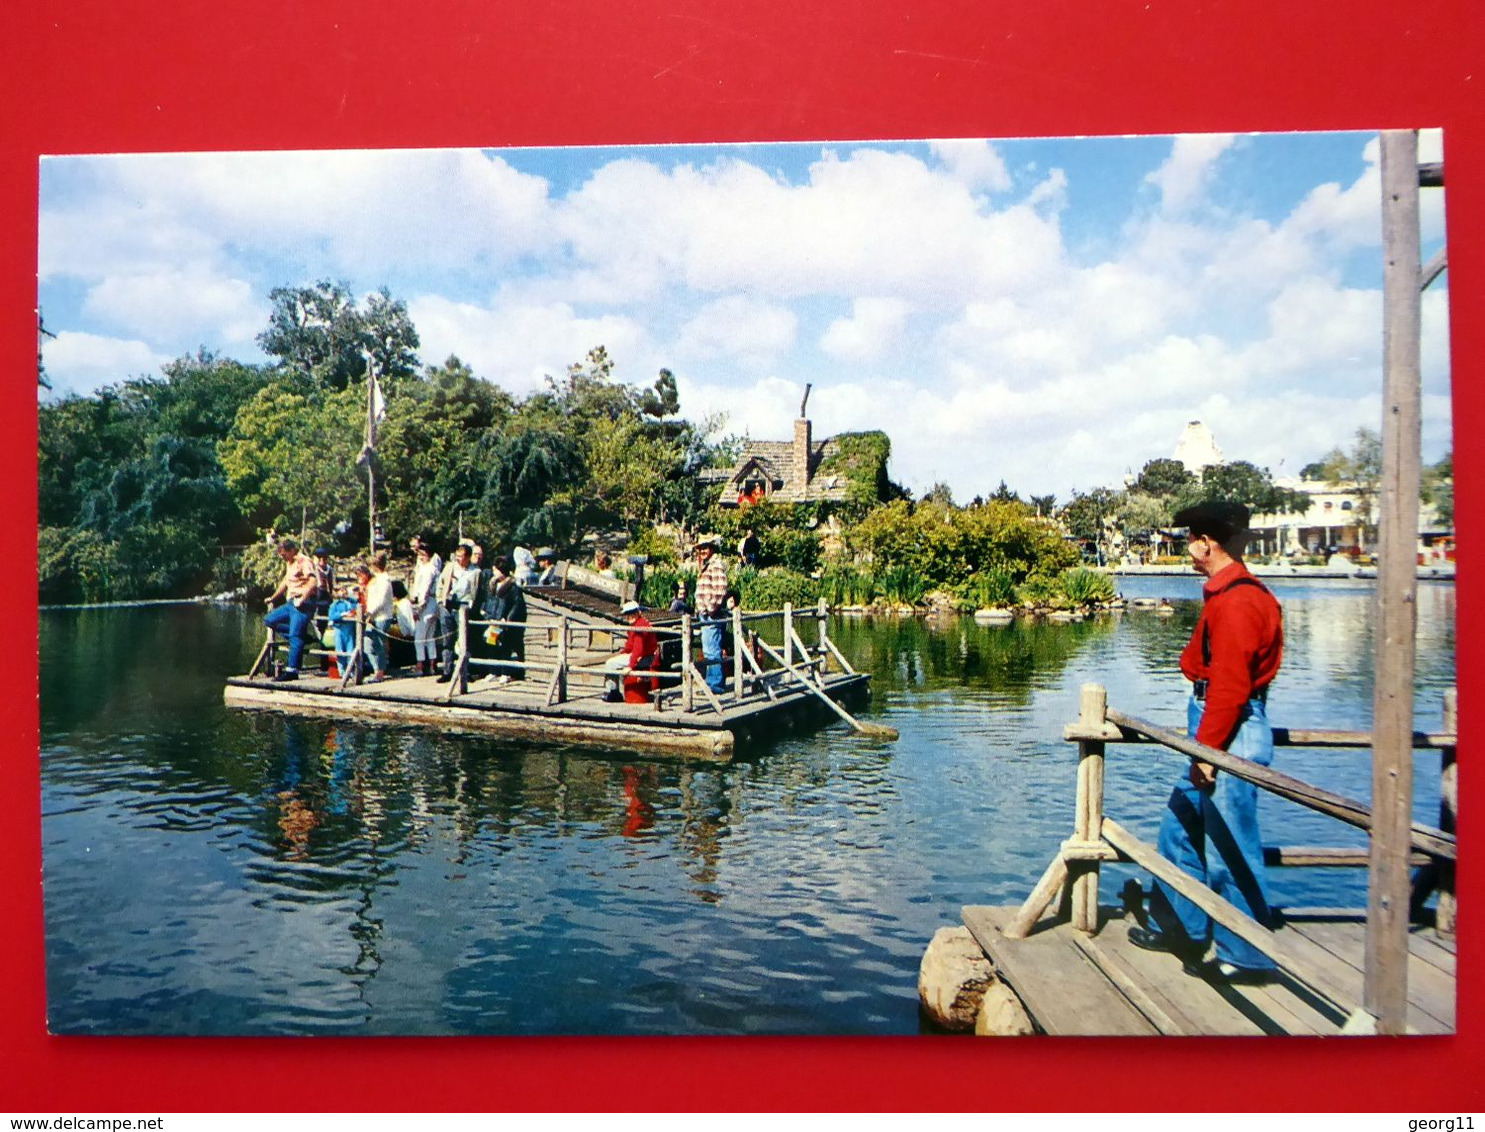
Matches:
[693,535,729,693]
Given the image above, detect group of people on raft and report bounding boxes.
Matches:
[262,535,561,686]
[262,531,741,700]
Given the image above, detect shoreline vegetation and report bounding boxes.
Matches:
[39,281,1453,617]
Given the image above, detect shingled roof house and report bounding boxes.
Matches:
[701,416,857,508]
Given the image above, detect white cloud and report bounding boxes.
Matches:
[43,332,172,395]
[929,139,1012,193]
[555,148,1064,305]
[1246,279,1382,380]
[43,149,555,286]
[820,298,910,363]
[82,268,265,348]
[36,134,1455,499]
[1144,134,1237,213]
[1025,168,1068,211]
[409,296,651,395]
[672,295,797,369]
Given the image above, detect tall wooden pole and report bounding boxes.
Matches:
[366,360,377,558]
[1365,129,1423,1034]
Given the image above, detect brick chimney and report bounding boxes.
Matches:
[793,417,812,495]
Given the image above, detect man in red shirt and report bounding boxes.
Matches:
[1128,501,1283,982]
[603,600,659,702]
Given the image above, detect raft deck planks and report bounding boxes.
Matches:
[962,905,1455,1036]
[224,667,872,760]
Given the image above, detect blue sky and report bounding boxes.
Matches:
[37,130,1451,501]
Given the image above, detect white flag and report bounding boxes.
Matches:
[369,368,386,424]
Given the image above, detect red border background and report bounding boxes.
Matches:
[3,0,1481,1112]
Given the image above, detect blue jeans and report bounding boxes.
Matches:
[699,618,726,693]
[363,616,392,674]
[264,600,312,671]
[1148,694,1276,971]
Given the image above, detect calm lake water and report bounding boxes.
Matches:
[39,576,1455,1035]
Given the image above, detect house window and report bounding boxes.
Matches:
[738,478,768,506]
[1341,501,1353,511]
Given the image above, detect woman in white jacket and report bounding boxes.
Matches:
[409,536,443,676]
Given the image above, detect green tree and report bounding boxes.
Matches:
[921,481,955,507]
[38,351,270,597]
[1310,427,1383,542]
[257,281,420,391]
[1422,450,1454,528]
[1118,490,1174,553]
[1133,457,1195,498]
[218,382,366,534]
[374,355,514,543]
[1185,460,1309,517]
[988,480,1022,505]
[1061,487,1124,562]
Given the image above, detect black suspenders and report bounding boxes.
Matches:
[1200,576,1271,667]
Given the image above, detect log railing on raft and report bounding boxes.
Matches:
[252,599,896,737]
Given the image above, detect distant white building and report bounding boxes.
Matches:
[1249,477,1366,556]
[1172,420,1224,474]
[1167,421,1377,556]
[1249,476,1449,557]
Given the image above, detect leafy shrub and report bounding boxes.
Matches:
[819,565,876,606]
[849,498,1078,595]
[1014,571,1063,608]
[964,567,1017,608]
[1060,567,1115,607]
[708,498,824,573]
[623,526,679,567]
[735,566,819,610]
[639,565,695,609]
[39,526,124,604]
[207,551,250,595]
[239,539,289,597]
[876,564,927,606]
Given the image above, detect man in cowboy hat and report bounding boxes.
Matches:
[1127,500,1284,983]
[693,534,729,694]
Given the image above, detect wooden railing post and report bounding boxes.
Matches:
[353,616,365,686]
[1437,687,1458,938]
[817,598,829,674]
[457,605,470,695]
[783,602,794,669]
[556,616,569,704]
[250,627,275,678]
[681,614,694,713]
[1072,683,1109,933]
[732,603,745,701]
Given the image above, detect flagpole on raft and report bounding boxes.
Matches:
[366,355,377,559]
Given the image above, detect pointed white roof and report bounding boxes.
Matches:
[1173,420,1224,473]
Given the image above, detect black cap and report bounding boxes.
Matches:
[313,547,331,557]
[1171,501,1250,543]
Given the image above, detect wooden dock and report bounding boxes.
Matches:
[961,905,1455,1036]
[919,681,1457,1037]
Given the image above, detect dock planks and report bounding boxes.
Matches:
[962,905,1454,1036]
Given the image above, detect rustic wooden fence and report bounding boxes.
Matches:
[1004,682,1457,1032]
